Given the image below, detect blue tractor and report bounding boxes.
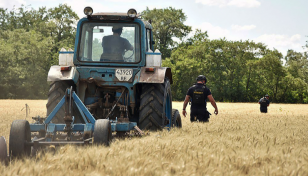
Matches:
[1,7,182,160]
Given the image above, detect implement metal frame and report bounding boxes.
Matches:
[29,88,137,147]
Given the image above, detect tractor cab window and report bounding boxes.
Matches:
[146,29,150,51]
[78,22,140,63]
[146,29,154,52]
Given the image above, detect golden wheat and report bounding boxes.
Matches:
[0,100,308,175]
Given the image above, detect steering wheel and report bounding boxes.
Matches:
[123,49,134,62]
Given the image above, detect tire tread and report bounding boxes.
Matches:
[138,79,172,130]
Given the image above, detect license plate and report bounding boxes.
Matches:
[115,69,133,81]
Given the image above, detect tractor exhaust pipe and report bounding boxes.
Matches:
[0,136,8,166]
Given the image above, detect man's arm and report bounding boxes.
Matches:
[123,38,133,50]
[182,95,190,117]
[128,44,133,50]
[207,95,218,115]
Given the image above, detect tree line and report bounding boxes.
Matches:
[0,4,78,98]
[143,8,308,103]
[0,5,307,103]
[163,30,308,103]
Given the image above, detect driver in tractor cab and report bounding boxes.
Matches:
[101,25,133,61]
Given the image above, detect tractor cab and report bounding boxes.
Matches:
[74,7,153,67]
[78,21,140,63]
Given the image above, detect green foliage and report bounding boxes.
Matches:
[0,29,52,98]
[47,4,79,61]
[163,31,308,103]
[0,4,78,99]
[141,7,192,58]
[285,50,308,83]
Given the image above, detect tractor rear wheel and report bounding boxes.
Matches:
[47,81,70,123]
[46,81,82,123]
[139,78,172,130]
[9,120,31,158]
[93,119,112,146]
[172,109,182,128]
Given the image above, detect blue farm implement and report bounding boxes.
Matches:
[1,87,145,161]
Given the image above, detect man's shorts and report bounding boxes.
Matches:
[190,108,210,122]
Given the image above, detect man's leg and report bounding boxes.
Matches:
[263,108,267,113]
[190,109,198,122]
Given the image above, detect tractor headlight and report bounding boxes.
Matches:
[84,6,93,16]
[127,8,137,18]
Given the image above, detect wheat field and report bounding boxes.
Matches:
[0,100,308,175]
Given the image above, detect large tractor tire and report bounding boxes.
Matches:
[139,78,172,130]
[9,120,31,158]
[46,81,82,123]
[172,109,182,128]
[93,119,112,146]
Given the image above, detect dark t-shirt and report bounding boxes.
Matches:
[186,83,211,108]
[102,35,132,55]
[259,98,270,107]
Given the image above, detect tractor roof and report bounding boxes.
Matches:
[92,12,141,18]
[83,12,152,29]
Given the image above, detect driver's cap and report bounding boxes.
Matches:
[112,25,123,33]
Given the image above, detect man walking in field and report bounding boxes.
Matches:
[182,75,218,122]
[258,94,270,113]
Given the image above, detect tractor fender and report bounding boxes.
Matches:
[133,67,172,85]
[47,65,79,84]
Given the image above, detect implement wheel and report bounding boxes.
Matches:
[0,136,8,165]
[93,119,112,146]
[9,120,31,158]
[172,109,182,128]
[139,78,172,130]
